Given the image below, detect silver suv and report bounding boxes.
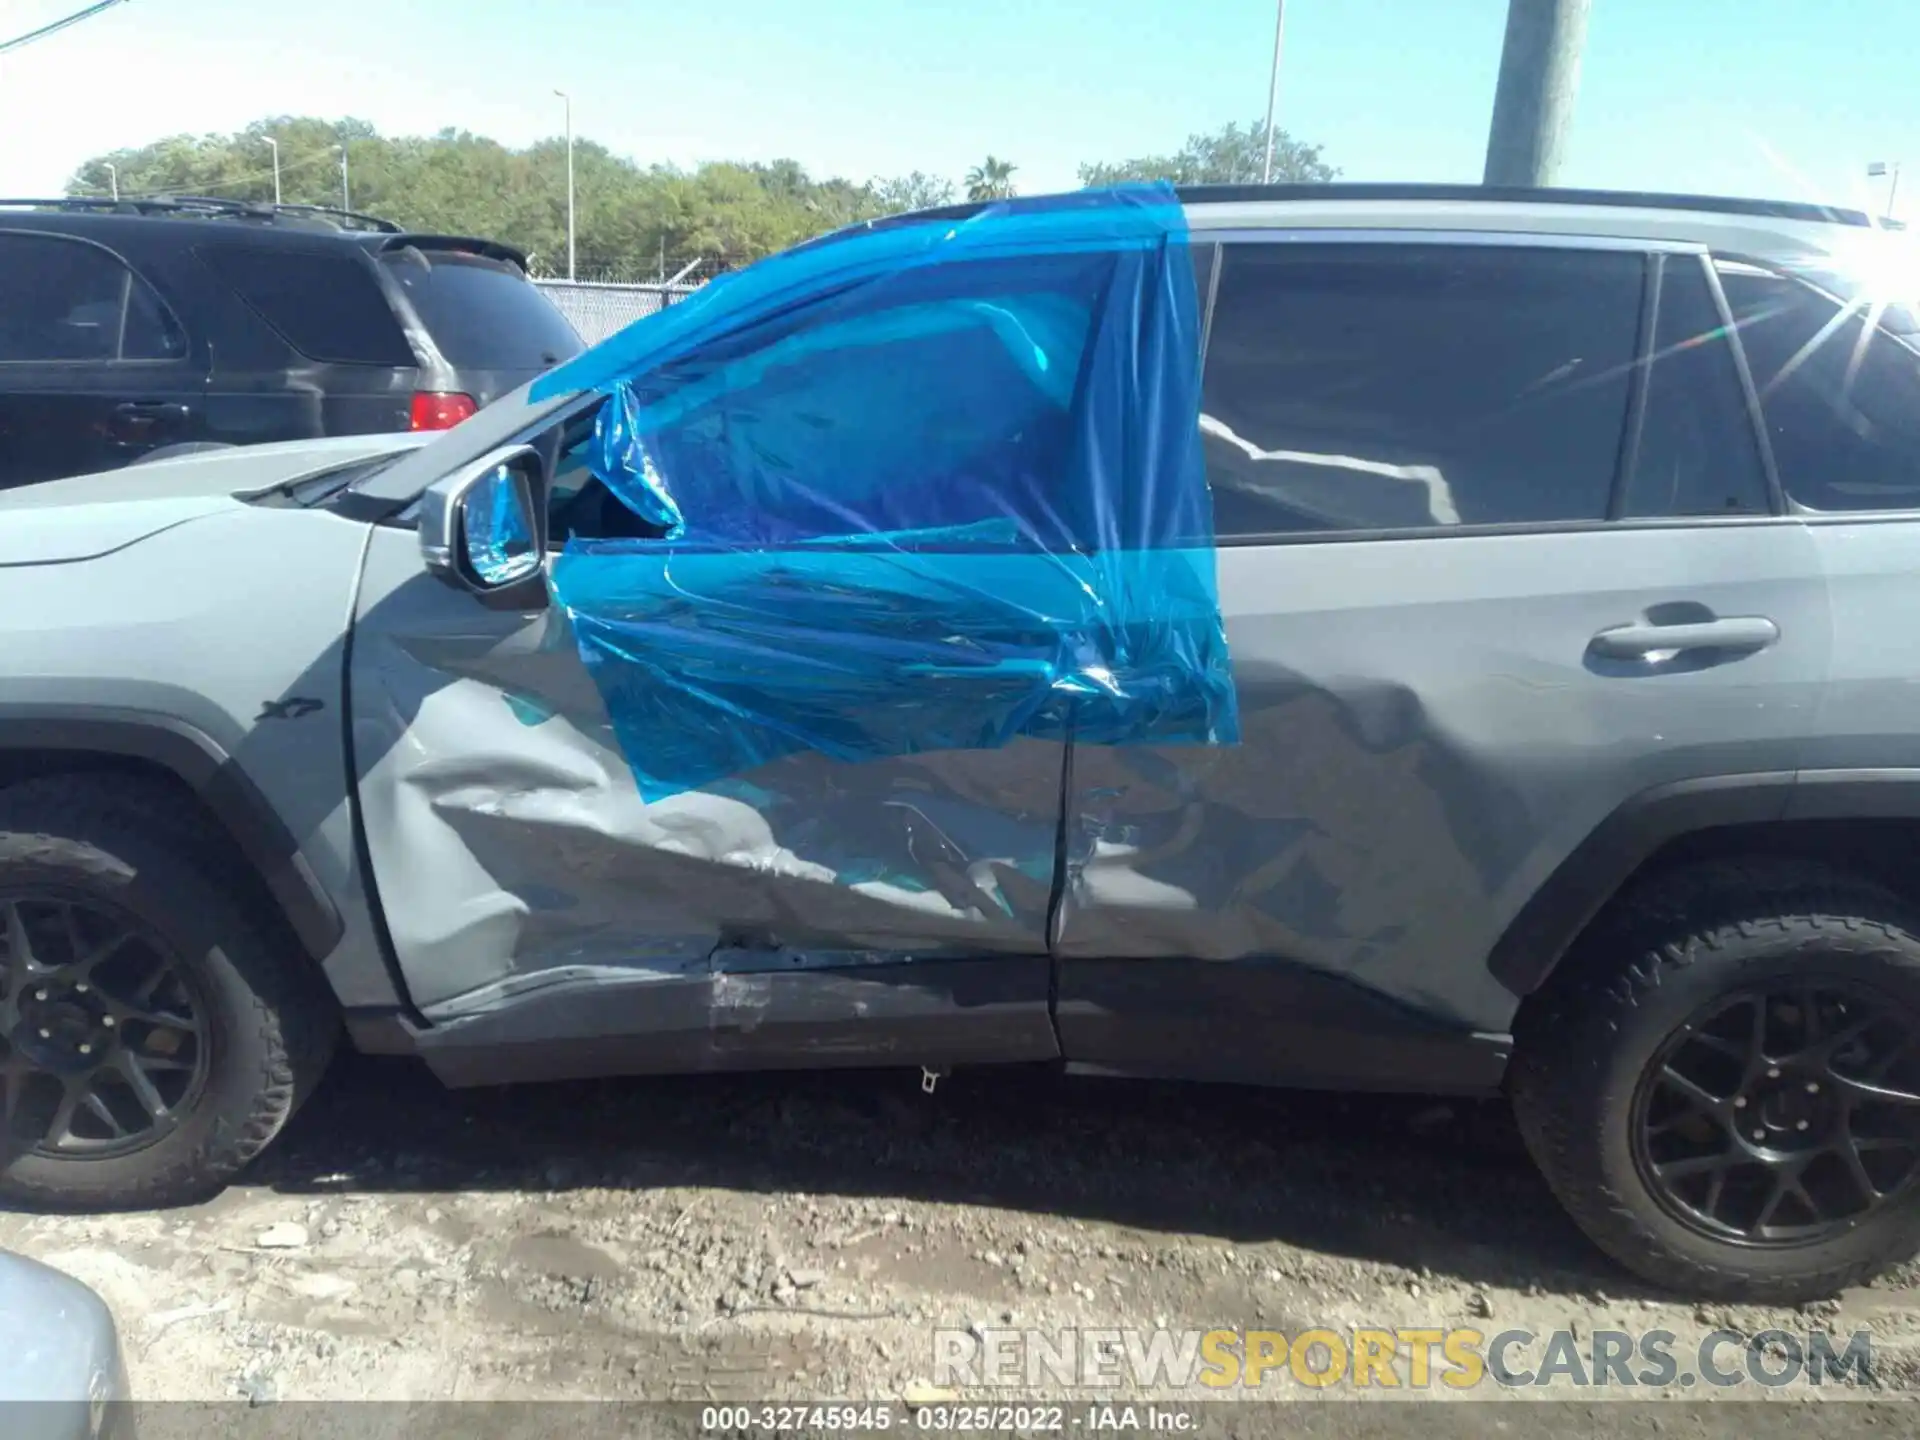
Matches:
[3,183,1918,1304]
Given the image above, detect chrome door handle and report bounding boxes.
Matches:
[1590,617,1780,659]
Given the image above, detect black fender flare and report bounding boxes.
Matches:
[0,711,344,960]
[1489,768,1920,996]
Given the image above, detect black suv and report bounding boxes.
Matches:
[0,197,585,487]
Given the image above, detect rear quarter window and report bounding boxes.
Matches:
[197,244,416,367]
[1718,262,1920,512]
[380,248,583,370]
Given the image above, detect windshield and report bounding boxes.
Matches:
[381,248,585,370]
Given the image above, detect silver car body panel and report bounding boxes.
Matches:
[0,1250,126,1430]
[0,437,421,1013]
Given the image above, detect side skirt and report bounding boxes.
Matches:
[1055,957,1513,1096]
[408,957,1060,1088]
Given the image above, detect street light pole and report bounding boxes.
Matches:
[103,162,116,200]
[262,136,281,205]
[554,89,575,281]
[1869,161,1902,221]
[1260,1,1287,184]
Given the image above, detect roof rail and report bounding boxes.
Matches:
[269,202,403,233]
[1173,182,1886,228]
[0,194,401,231]
[800,182,1902,256]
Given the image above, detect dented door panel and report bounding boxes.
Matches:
[1055,525,1832,1047]
[349,524,1066,1032]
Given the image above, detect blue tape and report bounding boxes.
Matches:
[542,183,1238,800]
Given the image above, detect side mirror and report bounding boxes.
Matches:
[420,444,550,610]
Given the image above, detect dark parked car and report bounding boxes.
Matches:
[0,196,584,487]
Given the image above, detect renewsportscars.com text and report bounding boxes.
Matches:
[932,1325,1876,1391]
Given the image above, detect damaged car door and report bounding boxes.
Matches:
[346,191,1231,1084]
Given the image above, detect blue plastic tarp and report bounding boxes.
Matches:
[535,184,1238,801]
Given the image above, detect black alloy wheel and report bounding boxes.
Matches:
[0,775,338,1210]
[1632,982,1920,1245]
[1,893,212,1161]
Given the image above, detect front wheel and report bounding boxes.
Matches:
[0,775,336,1209]
[1511,859,1920,1302]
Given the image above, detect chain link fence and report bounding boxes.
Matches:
[535,279,702,344]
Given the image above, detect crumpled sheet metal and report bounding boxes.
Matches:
[537,184,1238,802]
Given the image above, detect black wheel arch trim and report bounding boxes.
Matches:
[0,710,345,961]
[1490,769,1920,997]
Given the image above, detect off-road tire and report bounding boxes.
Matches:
[0,774,337,1209]
[1510,857,1920,1302]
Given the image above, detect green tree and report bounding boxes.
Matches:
[1078,119,1336,188]
[66,117,954,280]
[873,171,957,214]
[964,156,1018,202]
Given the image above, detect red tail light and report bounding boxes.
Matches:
[409,391,477,430]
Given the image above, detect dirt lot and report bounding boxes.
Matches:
[5,1052,1920,1420]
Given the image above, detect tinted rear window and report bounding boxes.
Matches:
[1200,242,1643,535]
[1621,255,1772,518]
[381,249,584,370]
[198,244,415,367]
[0,232,186,362]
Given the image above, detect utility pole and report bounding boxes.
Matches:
[1260,1,1287,183]
[103,162,117,200]
[554,89,576,281]
[338,145,350,211]
[1869,160,1902,221]
[262,135,281,205]
[1483,0,1592,188]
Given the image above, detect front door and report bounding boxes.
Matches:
[349,491,1068,1082]
[1053,235,1834,1089]
[346,197,1227,1081]
[0,231,202,487]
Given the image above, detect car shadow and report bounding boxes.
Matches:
[256,1052,1636,1296]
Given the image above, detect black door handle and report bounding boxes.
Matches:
[1590,616,1780,659]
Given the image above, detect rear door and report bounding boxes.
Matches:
[194,241,421,441]
[375,244,585,407]
[1053,233,1833,1086]
[1714,257,1920,780]
[0,230,202,486]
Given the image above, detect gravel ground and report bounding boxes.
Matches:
[5,1052,1920,1425]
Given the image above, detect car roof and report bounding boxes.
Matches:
[0,200,528,267]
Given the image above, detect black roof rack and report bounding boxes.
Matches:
[266,202,403,233]
[0,194,402,232]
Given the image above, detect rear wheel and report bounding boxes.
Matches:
[0,775,336,1209]
[1511,859,1920,1302]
